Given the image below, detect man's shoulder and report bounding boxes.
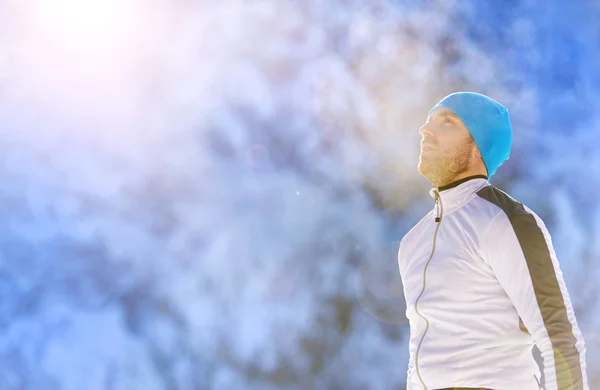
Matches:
[475,185,544,227]
[399,210,433,246]
[475,184,529,218]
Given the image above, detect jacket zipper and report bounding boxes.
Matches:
[413,189,443,390]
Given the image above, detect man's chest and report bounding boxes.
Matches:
[401,215,496,310]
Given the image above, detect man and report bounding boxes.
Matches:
[397,92,589,390]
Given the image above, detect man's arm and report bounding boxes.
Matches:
[481,208,589,390]
[397,237,413,390]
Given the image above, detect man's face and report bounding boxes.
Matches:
[418,108,478,185]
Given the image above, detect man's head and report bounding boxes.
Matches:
[418,92,512,187]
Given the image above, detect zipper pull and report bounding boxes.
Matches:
[433,189,441,223]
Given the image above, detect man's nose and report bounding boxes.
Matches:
[419,123,435,137]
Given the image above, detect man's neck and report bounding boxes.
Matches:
[436,173,488,192]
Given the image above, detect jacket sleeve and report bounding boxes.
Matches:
[481,209,589,390]
[397,237,413,390]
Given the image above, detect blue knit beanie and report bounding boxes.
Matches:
[428,92,512,179]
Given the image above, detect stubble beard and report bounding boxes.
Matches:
[418,145,472,187]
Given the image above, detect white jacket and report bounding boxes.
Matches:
[398,177,588,390]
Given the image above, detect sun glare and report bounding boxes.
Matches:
[29,0,140,54]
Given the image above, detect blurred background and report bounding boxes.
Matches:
[0,0,599,389]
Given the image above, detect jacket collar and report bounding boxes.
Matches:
[429,175,490,214]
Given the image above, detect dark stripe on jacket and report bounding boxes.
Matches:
[477,185,583,390]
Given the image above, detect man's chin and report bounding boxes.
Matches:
[417,164,428,178]
[417,159,431,173]
[417,161,436,182]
